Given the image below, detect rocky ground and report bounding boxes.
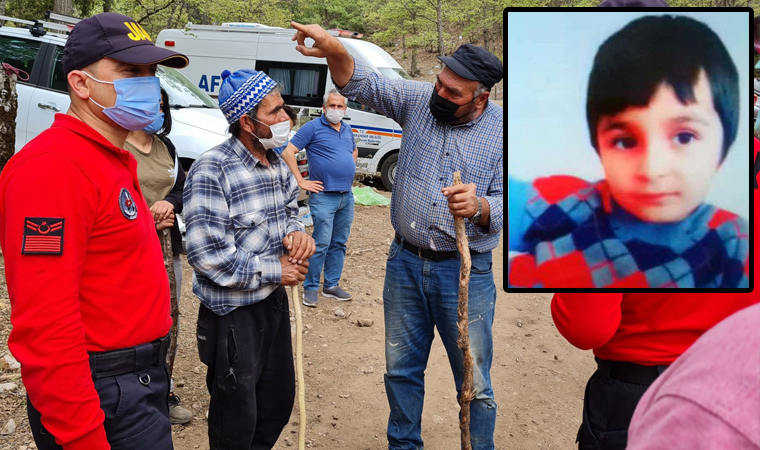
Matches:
[0,188,597,450]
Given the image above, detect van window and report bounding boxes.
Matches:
[0,36,42,81]
[49,45,68,93]
[256,60,327,108]
[158,66,218,109]
[347,99,382,115]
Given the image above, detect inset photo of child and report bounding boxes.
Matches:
[507,12,750,289]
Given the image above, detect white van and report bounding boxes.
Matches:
[156,23,408,190]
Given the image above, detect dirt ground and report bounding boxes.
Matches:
[0,194,599,450]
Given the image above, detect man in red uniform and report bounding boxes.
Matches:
[551,294,759,450]
[0,13,188,450]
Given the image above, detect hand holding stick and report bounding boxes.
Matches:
[452,171,473,450]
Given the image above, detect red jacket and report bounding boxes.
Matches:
[0,114,171,450]
[551,293,758,366]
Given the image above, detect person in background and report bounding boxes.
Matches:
[124,87,192,425]
[551,294,759,450]
[184,68,315,450]
[626,303,760,450]
[272,104,298,156]
[281,89,357,308]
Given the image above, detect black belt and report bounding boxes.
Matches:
[598,358,668,385]
[89,334,170,380]
[394,233,478,262]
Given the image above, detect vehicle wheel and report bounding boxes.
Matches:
[380,153,398,192]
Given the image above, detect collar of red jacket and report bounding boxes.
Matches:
[50,113,130,157]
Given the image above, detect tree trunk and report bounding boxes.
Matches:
[401,34,407,65]
[103,0,113,12]
[482,3,488,52]
[410,47,419,78]
[0,0,6,19]
[54,0,73,16]
[0,68,18,173]
[436,0,444,56]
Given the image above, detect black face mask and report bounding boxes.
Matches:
[429,89,477,124]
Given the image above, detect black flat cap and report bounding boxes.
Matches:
[437,44,503,90]
[62,12,189,76]
[600,0,670,5]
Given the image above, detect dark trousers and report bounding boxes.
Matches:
[196,286,295,450]
[27,346,172,450]
[577,358,667,450]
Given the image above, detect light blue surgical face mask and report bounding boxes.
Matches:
[144,112,165,135]
[83,71,161,131]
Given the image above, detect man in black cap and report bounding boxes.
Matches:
[290,22,503,450]
[0,12,187,450]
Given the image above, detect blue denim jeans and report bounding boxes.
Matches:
[383,238,497,450]
[304,191,354,291]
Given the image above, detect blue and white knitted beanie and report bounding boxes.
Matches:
[218,69,277,125]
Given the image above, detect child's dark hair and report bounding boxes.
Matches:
[586,15,738,162]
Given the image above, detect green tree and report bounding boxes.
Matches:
[367,0,436,76]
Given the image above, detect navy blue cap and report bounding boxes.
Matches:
[600,0,669,5]
[437,44,503,90]
[62,13,188,76]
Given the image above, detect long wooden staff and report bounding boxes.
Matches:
[453,171,473,450]
[289,235,306,450]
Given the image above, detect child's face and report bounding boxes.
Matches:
[596,70,723,223]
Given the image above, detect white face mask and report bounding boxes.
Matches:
[251,118,291,149]
[325,108,345,124]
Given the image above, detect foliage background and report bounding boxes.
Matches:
[1,0,505,99]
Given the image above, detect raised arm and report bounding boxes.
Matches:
[291,22,354,88]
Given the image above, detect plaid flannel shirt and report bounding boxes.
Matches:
[337,58,503,253]
[183,136,304,315]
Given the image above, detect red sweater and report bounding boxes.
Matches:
[0,115,171,450]
[551,293,758,366]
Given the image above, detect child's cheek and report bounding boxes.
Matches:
[601,151,638,192]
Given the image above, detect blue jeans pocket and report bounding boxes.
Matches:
[471,253,492,274]
[387,241,401,261]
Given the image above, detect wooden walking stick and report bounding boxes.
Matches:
[289,235,307,450]
[452,171,473,450]
[160,227,179,378]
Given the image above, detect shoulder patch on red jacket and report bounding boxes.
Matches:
[22,217,64,255]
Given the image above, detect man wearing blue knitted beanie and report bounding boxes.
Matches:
[183,68,316,450]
